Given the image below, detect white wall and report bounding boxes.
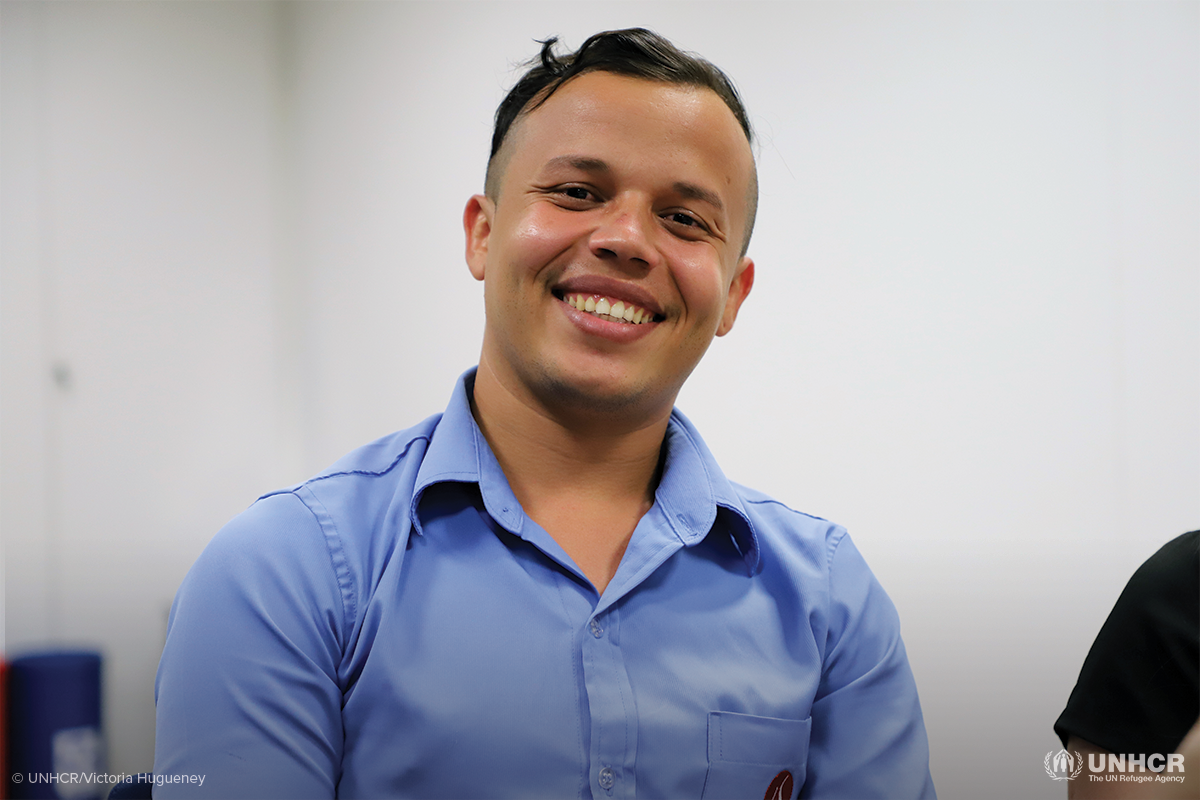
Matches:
[1,0,293,777]
[3,2,1196,797]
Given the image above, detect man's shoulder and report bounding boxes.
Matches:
[664,408,849,564]
[721,482,904,659]
[197,413,446,617]
[224,413,444,558]
[726,481,850,570]
[267,412,443,499]
[730,482,832,522]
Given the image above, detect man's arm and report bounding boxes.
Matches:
[154,491,348,798]
[1056,531,1199,800]
[801,533,936,799]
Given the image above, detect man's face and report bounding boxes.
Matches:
[465,71,755,423]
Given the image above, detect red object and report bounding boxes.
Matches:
[764,769,794,800]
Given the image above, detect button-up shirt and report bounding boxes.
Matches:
[154,369,935,799]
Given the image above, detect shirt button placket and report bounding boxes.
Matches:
[582,609,634,798]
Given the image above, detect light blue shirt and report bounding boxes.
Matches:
[154,369,935,799]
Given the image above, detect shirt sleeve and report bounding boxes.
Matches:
[153,491,349,799]
[1054,530,1200,755]
[801,532,936,799]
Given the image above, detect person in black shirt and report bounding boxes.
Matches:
[1055,530,1199,798]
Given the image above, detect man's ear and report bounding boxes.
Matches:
[716,257,754,337]
[464,194,494,281]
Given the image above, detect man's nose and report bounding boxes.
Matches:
[588,204,660,269]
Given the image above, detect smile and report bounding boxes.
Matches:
[561,293,660,325]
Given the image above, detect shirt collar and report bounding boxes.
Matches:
[658,407,761,572]
[412,368,761,571]
[410,368,525,536]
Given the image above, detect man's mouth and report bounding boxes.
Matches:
[559,292,662,325]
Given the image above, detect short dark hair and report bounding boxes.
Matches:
[486,28,758,254]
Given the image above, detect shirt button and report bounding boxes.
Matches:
[588,618,603,638]
[598,767,615,790]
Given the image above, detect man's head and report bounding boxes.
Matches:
[465,31,756,426]
[485,28,758,256]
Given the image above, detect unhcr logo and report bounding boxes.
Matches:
[1045,749,1085,781]
[1044,748,1186,786]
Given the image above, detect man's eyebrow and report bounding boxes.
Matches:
[544,155,610,173]
[542,157,724,214]
[673,182,724,213]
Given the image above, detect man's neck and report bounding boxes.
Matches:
[470,359,671,593]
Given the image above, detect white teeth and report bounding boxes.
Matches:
[562,293,656,325]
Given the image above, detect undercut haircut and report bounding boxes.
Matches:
[485,28,758,255]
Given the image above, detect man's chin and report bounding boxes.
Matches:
[533,368,669,420]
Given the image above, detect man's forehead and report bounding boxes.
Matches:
[520,71,741,139]
[510,73,751,178]
[490,70,759,253]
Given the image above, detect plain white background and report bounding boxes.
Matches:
[2,2,1197,797]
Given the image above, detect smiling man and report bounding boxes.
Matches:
[154,29,935,799]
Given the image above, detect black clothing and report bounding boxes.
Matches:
[1055,530,1200,755]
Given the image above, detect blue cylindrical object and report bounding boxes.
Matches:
[7,651,104,800]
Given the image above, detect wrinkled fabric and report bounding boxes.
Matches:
[155,369,935,799]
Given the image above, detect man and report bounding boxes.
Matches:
[154,29,935,799]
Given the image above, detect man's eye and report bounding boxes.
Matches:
[561,186,592,200]
[667,211,702,228]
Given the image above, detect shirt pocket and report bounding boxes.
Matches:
[701,711,812,800]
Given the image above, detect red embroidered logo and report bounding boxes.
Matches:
[764,769,794,800]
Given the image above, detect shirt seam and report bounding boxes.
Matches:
[818,525,849,679]
[259,433,432,504]
[826,524,849,570]
[741,495,833,524]
[291,485,358,647]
